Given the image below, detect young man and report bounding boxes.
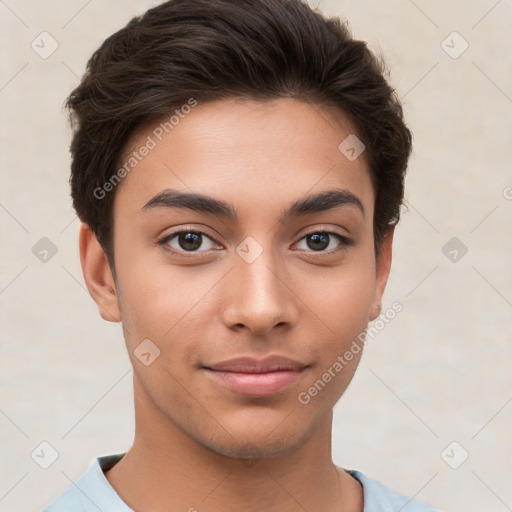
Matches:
[44,0,440,510]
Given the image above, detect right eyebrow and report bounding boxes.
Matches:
[142,188,237,218]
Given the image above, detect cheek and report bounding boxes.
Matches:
[114,255,220,354]
[303,258,376,344]
[294,256,376,406]
[294,268,374,410]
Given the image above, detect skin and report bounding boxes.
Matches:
[80,97,394,512]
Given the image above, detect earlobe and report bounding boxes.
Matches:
[369,303,382,320]
[369,229,394,322]
[79,223,121,323]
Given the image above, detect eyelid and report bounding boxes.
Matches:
[294,222,352,243]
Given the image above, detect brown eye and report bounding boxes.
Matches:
[177,232,203,251]
[159,230,219,253]
[295,232,352,253]
[306,233,330,251]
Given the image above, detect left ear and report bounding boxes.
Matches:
[369,228,394,322]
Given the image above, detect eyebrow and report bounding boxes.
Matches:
[142,187,365,221]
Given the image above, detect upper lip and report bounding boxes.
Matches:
[204,356,307,373]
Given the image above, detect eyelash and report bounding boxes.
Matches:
[157,228,353,257]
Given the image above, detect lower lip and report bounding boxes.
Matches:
[204,369,304,396]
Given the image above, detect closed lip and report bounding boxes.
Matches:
[203,355,308,396]
[203,355,307,373]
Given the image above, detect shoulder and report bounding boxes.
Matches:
[42,454,131,512]
[348,470,441,512]
[42,483,88,512]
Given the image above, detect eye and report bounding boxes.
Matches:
[158,230,221,253]
[295,231,353,253]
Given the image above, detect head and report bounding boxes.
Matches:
[68,0,412,460]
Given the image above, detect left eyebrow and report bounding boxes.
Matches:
[281,188,365,221]
[142,187,365,221]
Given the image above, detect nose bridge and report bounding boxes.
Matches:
[222,237,295,333]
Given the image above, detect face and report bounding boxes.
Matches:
[84,97,392,459]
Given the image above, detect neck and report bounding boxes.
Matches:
[105,375,363,512]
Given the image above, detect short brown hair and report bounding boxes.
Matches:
[66,0,412,264]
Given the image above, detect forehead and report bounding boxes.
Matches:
[114,97,374,220]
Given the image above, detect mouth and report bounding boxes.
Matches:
[202,356,308,397]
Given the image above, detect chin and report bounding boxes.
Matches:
[189,416,322,462]
[202,435,301,461]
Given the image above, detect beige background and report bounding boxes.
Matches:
[1,1,511,511]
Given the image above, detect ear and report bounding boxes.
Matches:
[79,222,121,323]
[369,229,394,322]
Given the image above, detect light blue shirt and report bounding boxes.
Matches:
[43,453,440,511]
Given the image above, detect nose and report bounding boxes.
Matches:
[220,245,299,337]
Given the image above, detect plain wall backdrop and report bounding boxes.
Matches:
[1,1,511,511]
